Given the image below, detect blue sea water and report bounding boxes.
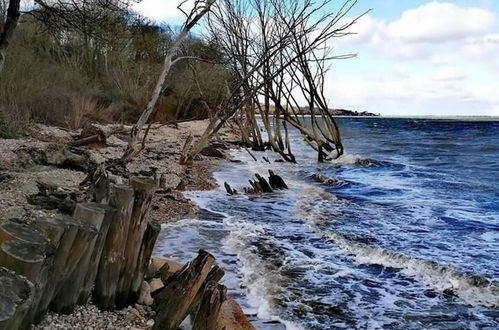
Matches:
[154,117,499,329]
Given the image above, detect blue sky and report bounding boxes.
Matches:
[134,1,499,116]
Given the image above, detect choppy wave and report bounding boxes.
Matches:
[311,173,350,187]
[329,154,382,167]
[294,185,499,308]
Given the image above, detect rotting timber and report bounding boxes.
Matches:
[0,173,239,329]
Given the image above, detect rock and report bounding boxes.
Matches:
[0,171,13,183]
[200,145,225,158]
[147,257,167,278]
[134,304,147,316]
[147,257,183,281]
[149,278,164,294]
[130,308,144,320]
[138,281,154,306]
[216,299,255,330]
[157,258,184,282]
[30,124,74,143]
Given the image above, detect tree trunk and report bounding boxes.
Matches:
[122,0,215,162]
[0,0,21,73]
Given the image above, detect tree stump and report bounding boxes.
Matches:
[0,219,49,285]
[0,267,35,330]
[78,204,117,305]
[153,250,215,330]
[129,221,160,304]
[94,184,134,310]
[255,173,273,193]
[34,215,91,316]
[116,176,156,308]
[268,170,288,190]
[50,203,103,314]
[192,283,227,330]
[188,264,225,318]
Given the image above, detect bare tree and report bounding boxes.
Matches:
[0,0,20,73]
[122,0,216,162]
[180,0,367,164]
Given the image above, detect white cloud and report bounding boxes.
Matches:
[341,2,496,59]
[133,0,194,22]
[326,2,499,115]
[386,2,494,43]
[431,66,465,81]
[325,68,499,116]
[462,34,499,59]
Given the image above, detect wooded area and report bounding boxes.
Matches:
[1,0,364,163]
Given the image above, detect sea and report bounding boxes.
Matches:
[153,117,499,329]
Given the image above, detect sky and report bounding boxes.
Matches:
[134,0,499,116]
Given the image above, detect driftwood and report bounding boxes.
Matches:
[153,250,215,330]
[93,184,134,310]
[26,180,80,214]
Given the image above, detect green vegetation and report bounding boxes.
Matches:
[0,0,229,136]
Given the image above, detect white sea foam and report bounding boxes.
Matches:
[294,185,499,308]
[222,216,305,330]
[328,231,499,307]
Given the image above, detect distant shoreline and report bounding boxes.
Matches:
[259,115,499,121]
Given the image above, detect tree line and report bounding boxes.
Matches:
[1,0,366,164]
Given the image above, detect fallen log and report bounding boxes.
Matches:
[153,250,215,330]
[94,184,135,310]
[0,267,35,330]
[26,180,80,214]
[192,282,227,330]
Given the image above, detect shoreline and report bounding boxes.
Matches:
[0,120,251,329]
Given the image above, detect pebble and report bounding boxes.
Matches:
[33,304,155,330]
